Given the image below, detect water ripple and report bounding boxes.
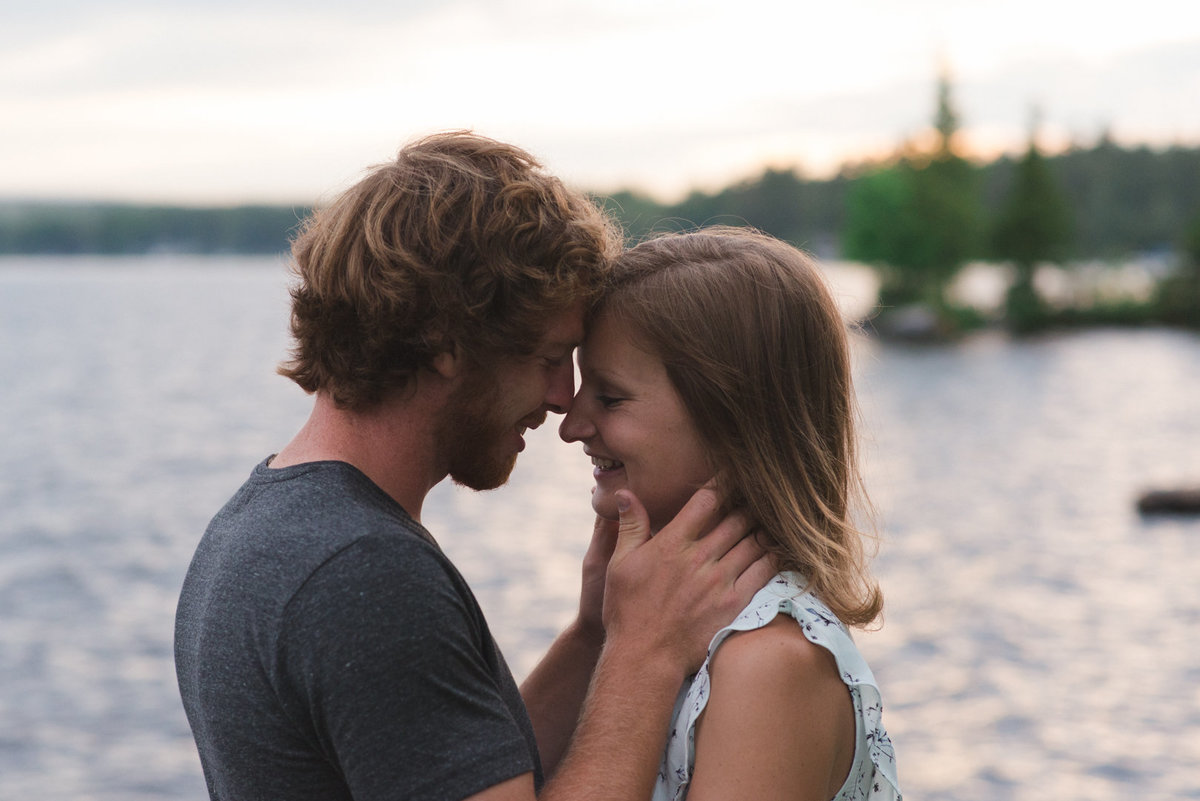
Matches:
[2,256,1199,800]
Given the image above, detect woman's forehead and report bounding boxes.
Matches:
[580,312,663,380]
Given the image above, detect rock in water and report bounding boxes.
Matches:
[1136,488,1200,515]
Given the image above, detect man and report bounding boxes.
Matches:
[175,131,772,801]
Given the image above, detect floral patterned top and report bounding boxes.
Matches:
[651,572,901,801]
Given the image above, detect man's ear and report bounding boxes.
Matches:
[430,343,461,380]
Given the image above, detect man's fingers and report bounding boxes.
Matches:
[690,508,754,560]
[734,551,777,596]
[656,486,724,543]
[592,513,620,548]
[716,528,767,572]
[613,490,651,554]
[583,514,620,566]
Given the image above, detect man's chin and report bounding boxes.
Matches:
[449,453,518,492]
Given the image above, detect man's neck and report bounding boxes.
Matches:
[270,388,448,522]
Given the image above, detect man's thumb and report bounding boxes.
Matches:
[614,490,651,552]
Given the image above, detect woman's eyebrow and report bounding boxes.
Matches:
[584,366,632,392]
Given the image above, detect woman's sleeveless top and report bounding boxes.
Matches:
[652,572,902,801]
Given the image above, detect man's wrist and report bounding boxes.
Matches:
[566,614,606,651]
[542,635,687,801]
[595,630,690,692]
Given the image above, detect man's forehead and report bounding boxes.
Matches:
[539,302,586,349]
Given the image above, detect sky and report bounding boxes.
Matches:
[3,0,1200,205]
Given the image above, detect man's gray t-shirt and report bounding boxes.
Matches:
[175,459,542,801]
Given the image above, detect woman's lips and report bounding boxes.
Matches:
[590,455,624,472]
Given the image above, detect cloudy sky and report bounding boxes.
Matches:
[4,0,1199,205]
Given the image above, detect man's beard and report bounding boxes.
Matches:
[437,367,522,491]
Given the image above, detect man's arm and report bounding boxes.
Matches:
[483,487,775,801]
[520,517,615,775]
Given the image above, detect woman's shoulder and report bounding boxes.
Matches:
[709,615,844,695]
[691,616,857,801]
[707,573,873,718]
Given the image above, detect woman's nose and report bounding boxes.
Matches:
[558,394,592,442]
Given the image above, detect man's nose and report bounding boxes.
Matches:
[544,359,575,414]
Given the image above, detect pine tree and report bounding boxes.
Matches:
[992,114,1073,331]
[1155,212,1200,327]
[843,70,982,318]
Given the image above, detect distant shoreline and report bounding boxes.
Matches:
[3,139,1199,259]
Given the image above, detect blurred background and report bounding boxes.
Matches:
[2,1,1198,799]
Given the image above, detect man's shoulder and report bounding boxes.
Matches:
[215,458,433,551]
[183,459,451,622]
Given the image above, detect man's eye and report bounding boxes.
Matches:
[596,395,624,409]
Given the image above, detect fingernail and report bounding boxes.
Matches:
[616,493,630,513]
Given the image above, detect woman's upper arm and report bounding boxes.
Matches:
[685,617,855,801]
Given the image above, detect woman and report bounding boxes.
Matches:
[559,227,901,801]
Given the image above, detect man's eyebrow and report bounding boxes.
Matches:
[533,342,577,364]
[545,339,581,353]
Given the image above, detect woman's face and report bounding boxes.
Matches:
[559,309,713,532]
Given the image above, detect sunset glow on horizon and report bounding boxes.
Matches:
[3,0,1198,205]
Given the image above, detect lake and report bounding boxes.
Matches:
[1,255,1198,801]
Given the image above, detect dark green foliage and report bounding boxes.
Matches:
[843,155,982,307]
[842,168,917,267]
[842,74,982,309]
[597,168,849,256]
[990,138,1074,332]
[981,138,1200,259]
[0,202,308,255]
[991,143,1073,268]
[0,140,1198,271]
[1182,212,1200,267]
[1002,273,1051,333]
[1153,212,1200,328]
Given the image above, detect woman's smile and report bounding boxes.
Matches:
[589,454,624,472]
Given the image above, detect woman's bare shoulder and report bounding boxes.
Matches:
[688,615,856,800]
[708,614,842,688]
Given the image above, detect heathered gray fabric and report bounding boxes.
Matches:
[175,459,541,801]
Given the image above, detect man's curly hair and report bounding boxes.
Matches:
[278,131,621,410]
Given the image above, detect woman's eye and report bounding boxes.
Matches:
[596,395,624,409]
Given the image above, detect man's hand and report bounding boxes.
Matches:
[576,515,618,642]
[602,487,775,675]
[518,515,616,775]
[536,487,774,801]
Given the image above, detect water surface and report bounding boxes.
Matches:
[1,256,1197,800]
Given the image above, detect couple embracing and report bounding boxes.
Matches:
[174,131,901,801]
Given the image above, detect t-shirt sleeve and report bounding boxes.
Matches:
[276,534,536,801]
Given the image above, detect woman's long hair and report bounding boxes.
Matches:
[601,227,882,627]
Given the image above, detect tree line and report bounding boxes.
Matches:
[606,77,1200,333]
[603,138,1200,263]
[0,203,310,255]
[2,143,1197,264]
[2,82,1198,332]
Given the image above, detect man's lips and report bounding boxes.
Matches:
[519,411,547,432]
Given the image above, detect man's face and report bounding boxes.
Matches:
[439,304,584,490]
